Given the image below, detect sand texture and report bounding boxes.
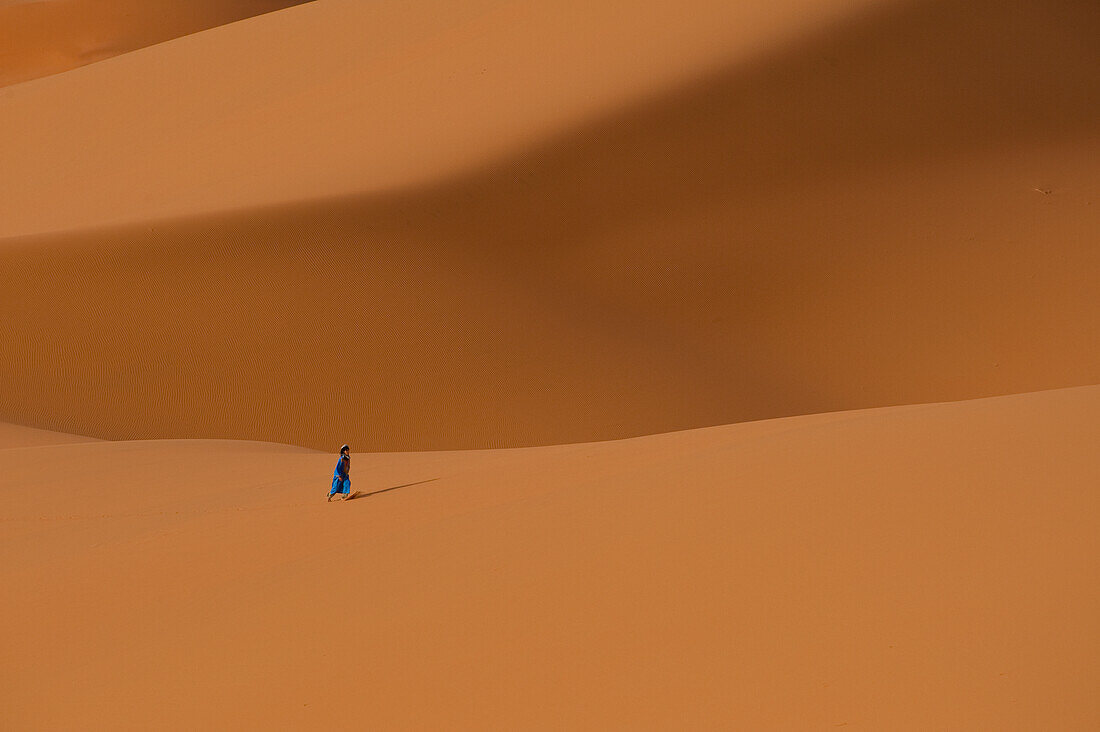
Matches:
[0,420,99,448]
[0,0,313,88]
[2,386,1098,728]
[2,0,1098,450]
[2,0,1098,727]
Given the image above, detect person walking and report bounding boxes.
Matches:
[328,444,352,501]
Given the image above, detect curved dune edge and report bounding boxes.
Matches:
[0,421,101,448]
[2,385,1097,727]
[0,0,313,88]
[0,0,977,239]
[2,0,1097,451]
[3,134,1097,451]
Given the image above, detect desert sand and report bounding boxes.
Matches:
[2,0,1098,450]
[1,0,1098,727]
[2,386,1098,728]
[0,0,312,88]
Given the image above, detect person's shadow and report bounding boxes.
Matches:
[346,477,439,501]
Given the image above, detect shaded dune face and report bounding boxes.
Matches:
[2,0,1098,450]
[0,0,313,88]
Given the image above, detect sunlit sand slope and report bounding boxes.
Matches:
[0,421,99,448]
[1,386,1097,728]
[0,0,890,236]
[0,0,312,88]
[1,0,1097,450]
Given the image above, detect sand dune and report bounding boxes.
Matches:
[2,2,1098,725]
[0,0,312,88]
[0,420,99,448]
[2,0,1097,450]
[2,386,1097,728]
[0,0,891,237]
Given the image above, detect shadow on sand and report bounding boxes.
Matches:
[345,478,439,501]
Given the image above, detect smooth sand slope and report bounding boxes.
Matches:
[0,0,312,88]
[3,3,1096,728]
[0,0,893,235]
[2,0,1098,450]
[2,386,1098,728]
[0,420,99,448]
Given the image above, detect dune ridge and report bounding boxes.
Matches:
[0,0,898,239]
[0,420,99,448]
[3,2,1099,725]
[2,0,1098,450]
[2,386,1098,728]
[0,0,314,88]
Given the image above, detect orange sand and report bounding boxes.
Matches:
[1,0,1097,450]
[2,386,1098,728]
[0,0,312,88]
[1,0,1098,727]
[0,421,98,448]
